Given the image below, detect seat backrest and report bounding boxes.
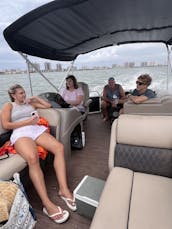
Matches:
[38,92,62,108]
[78,82,89,106]
[0,110,8,135]
[78,82,92,120]
[124,96,172,115]
[109,114,172,177]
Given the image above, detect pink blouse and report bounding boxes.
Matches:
[60,87,84,111]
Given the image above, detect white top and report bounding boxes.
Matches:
[60,87,84,112]
[10,102,47,145]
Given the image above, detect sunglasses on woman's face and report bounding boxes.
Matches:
[136,81,145,86]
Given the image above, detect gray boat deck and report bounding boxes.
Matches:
[27,113,111,229]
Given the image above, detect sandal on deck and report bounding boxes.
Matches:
[43,206,69,224]
[60,195,77,211]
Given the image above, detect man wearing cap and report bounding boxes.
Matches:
[101,77,126,121]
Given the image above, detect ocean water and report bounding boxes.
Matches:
[0,66,172,108]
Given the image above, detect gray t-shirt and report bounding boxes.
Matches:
[132,89,155,99]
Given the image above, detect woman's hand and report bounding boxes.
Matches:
[26,115,39,125]
[26,96,39,104]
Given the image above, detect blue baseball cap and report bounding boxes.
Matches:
[108,77,115,81]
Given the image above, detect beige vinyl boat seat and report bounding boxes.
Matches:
[90,114,172,229]
[78,82,92,120]
[0,109,27,180]
[0,107,83,180]
[39,91,84,155]
[39,81,92,120]
[124,95,172,115]
[50,107,83,160]
[38,92,61,108]
[0,108,61,180]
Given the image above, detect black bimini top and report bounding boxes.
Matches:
[3,0,172,61]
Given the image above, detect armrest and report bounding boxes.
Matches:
[85,98,92,107]
[37,108,61,139]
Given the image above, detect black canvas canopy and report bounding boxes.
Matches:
[3,0,172,61]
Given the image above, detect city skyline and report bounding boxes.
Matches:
[0,60,167,75]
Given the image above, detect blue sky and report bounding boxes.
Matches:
[0,0,169,70]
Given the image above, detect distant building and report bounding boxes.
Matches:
[56,64,62,72]
[140,62,148,67]
[81,65,88,70]
[44,62,52,72]
[124,62,135,68]
[33,63,40,71]
[71,66,77,71]
[112,64,117,68]
[149,62,155,66]
[28,62,40,72]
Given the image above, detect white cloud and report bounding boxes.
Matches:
[0,0,171,70]
[75,43,168,67]
[0,0,52,24]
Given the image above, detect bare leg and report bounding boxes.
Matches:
[14,137,63,216]
[101,100,109,120]
[36,132,73,199]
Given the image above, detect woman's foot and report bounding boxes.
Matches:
[43,206,69,224]
[58,190,77,211]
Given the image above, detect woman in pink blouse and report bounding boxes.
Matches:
[60,75,84,112]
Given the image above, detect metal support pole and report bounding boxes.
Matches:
[19,52,59,92]
[25,54,33,95]
[166,44,172,91]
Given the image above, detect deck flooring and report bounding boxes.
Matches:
[27,113,111,229]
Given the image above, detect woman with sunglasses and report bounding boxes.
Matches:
[127,74,156,103]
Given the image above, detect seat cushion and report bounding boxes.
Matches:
[90,167,134,229]
[0,154,27,180]
[129,172,172,229]
[91,167,172,229]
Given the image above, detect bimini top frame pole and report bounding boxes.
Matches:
[19,52,75,94]
[19,52,59,92]
[166,45,172,91]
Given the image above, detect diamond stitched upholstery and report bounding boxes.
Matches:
[115,143,172,178]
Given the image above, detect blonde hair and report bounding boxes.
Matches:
[8,84,23,102]
[138,74,152,86]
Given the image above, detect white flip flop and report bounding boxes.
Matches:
[60,195,77,211]
[43,206,69,224]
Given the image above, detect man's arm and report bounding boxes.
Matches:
[118,85,127,104]
[128,89,155,104]
[128,94,148,104]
